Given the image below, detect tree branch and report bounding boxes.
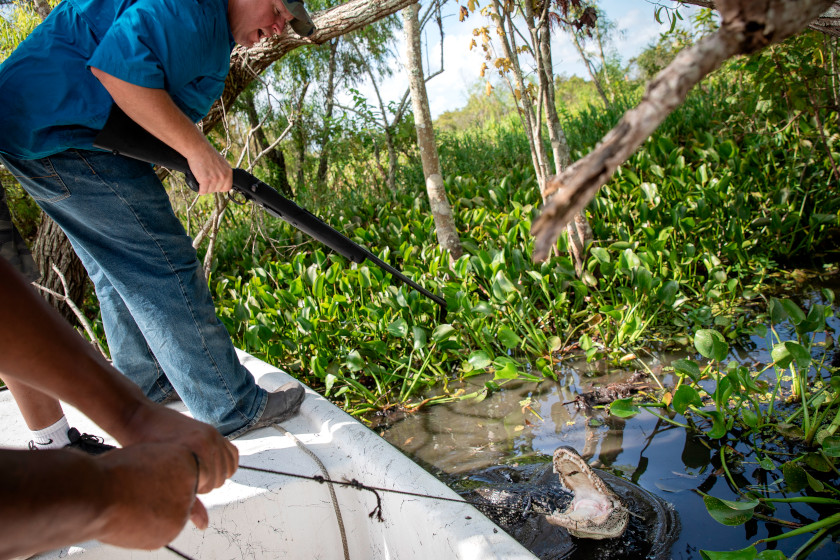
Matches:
[531,0,836,261]
[672,0,840,37]
[200,0,418,133]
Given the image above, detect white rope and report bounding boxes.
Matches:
[273,424,351,560]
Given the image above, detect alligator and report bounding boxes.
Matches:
[459,447,680,560]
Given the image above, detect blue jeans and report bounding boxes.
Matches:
[0,149,267,438]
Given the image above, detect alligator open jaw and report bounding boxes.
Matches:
[545,446,629,540]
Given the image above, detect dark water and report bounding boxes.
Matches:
[377,287,840,559]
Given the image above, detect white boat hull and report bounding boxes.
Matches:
[0,350,536,560]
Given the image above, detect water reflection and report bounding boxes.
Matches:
[379,339,840,559]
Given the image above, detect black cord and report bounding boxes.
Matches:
[164,462,532,560]
[237,463,528,515]
[165,545,195,560]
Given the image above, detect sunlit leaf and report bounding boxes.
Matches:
[780,299,806,324]
[387,317,409,338]
[468,350,492,370]
[673,358,702,381]
[609,397,640,418]
[701,493,757,526]
[324,373,337,396]
[412,326,427,351]
[497,325,522,349]
[590,246,610,263]
[673,385,702,415]
[344,350,364,372]
[432,324,457,343]
[494,360,519,380]
[695,329,728,362]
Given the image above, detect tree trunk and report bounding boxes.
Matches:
[32,216,88,325]
[30,0,51,20]
[294,124,307,194]
[571,30,610,109]
[402,3,462,260]
[594,23,614,104]
[529,4,591,275]
[316,38,339,187]
[241,89,294,197]
[490,0,547,190]
[532,3,571,174]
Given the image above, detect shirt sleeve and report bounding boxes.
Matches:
[86,0,205,92]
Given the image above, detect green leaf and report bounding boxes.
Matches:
[673,385,702,415]
[412,326,427,351]
[296,316,314,334]
[806,471,825,492]
[657,280,678,306]
[590,246,611,263]
[776,423,805,441]
[609,397,640,418]
[491,270,517,300]
[756,551,787,560]
[771,341,811,370]
[324,373,337,396]
[780,299,806,324]
[707,410,727,439]
[432,324,457,343]
[387,317,409,338]
[471,301,494,316]
[742,409,759,429]
[344,350,364,372]
[497,325,522,349]
[701,494,757,526]
[768,298,787,324]
[758,456,775,471]
[468,350,492,370]
[804,452,832,473]
[493,360,519,380]
[771,342,793,368]
[822,435,840,457]
[788,341,811,370]
[234,302,250,322]
[700,546,757,560]
[695,329,728,362]
[782,461,808,492]
[673,358,702,381]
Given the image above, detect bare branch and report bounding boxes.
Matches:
[33,265,108,359]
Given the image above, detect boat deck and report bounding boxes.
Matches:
[0,350,536,559]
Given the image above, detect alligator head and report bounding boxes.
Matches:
[545,446,629,540]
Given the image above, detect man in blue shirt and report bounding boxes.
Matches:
[0,0,316,439]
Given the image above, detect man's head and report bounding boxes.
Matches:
[229,0,315,48]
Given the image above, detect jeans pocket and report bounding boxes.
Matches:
[12,157,71,204]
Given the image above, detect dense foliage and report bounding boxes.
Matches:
[2,3,840,554]
[199,32,839,418]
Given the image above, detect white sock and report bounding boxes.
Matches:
[30,416,71,449]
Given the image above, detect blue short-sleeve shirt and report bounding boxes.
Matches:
[0,0,234,159]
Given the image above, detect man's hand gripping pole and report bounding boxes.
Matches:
[93,105,447,322]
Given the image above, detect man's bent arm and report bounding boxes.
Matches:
[0,444,206,560]
[0,258,237,491]
[90,67,232,194]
